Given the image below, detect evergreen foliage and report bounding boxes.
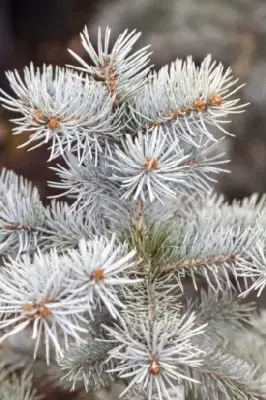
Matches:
[0,26,265,399]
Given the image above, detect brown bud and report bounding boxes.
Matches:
[48,118,60,130]
[144,157,159,170]
[210,94,222,107]
[91,268,105,282]
[179,106,192,116]
[149,356,161,375]
[194,99,207,112]
[38,305,52,318]
[168,110,180,119]
[147,121,160,129]
[22,303,51,318]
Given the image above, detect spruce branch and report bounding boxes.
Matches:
[65,234,141,320]
[59,330,115,391]
[184,289,257,339]
[68,26,152,102]
[0,23,261,400]
[162,220,259,292]
[227,310,266,377]
[128,218,180,277]
[122,385,185,400]
[0,249,89,364]
[110,128,190,202]
[0,66,122,162]
[110,128,229,203]
[179,192,266,233]
[186,343,266,400]
[41,200,106,251]
[48,152,122,214]
[0,168,46,257]
[236,238,266,297]
[0,365,39,400]
[103,312,206,400]
[130,54,247,139]
[0,343,68,393]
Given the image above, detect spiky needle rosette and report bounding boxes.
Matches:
[65,235,141,319]
[130,54,247,140]
[68,26,152,102]
[0,249,89,364]
[0,65,121,162]
[103,312,206,400]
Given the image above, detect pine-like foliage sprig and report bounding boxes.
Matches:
[59,329,116,391]
[130,54,246,139]
[103,312,206,399]
[0,168,46,257]
[185,343,266,400]
[0,363,39,400]
[68,26,152,102]
[0,66,123,162]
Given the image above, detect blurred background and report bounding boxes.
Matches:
[1,1,266,398]
[0,0,266,202]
